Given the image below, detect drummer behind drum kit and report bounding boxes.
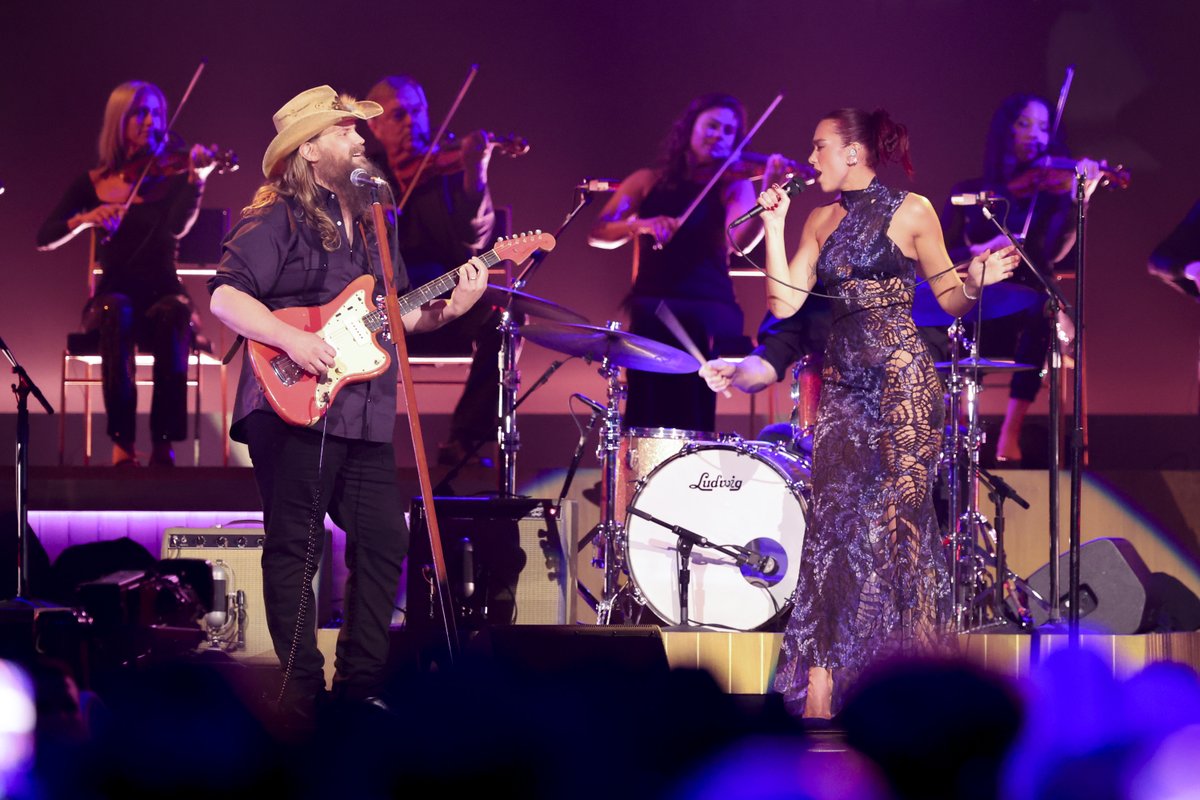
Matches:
[484,273,1050,634]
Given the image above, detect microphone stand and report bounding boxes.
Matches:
[1067,172,1089,643]
[626,506,773,629]
[976,465,1030,626]
[980,204,1075,630]
[1,333,54,601]
[557,396,603,510]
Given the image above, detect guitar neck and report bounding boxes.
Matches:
[396,248,502,317]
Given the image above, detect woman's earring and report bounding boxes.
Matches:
[847,148,858,166]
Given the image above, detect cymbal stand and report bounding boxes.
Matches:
[944,319,965,629]
[592,323,629,626]
[946,319,1001,631]
[496,187,595,496]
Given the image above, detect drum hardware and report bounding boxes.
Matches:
[519,319,703,625]
[626,506,783,629]
[434,284,588,497]
[941,319,1041,631]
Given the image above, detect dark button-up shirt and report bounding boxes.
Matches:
[209,188,408,443]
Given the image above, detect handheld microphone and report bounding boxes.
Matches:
[951,190,1002,206]
[350,168,388,188]
[729,174,813,228]
[577,178,621,193]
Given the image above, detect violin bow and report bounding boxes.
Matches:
[654,92,784,250]
[118,58,208,217]
[393,64,479,217]
[1019,64,1074,241]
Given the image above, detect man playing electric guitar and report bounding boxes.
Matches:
[208,86,487,724]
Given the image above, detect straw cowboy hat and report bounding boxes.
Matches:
[261,85,382,178]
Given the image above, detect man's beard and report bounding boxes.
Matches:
[317,157,387,220]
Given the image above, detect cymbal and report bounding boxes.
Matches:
[518,321,700,374]
[912,282,1042,327]
[481,285,589,324]
[935,357,1038,373]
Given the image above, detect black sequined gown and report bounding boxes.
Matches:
[774,179,950,714]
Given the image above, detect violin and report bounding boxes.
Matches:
[390,130,529,191]
[1007,154,1130,198]
[94,130,238,204]
[719,151,815,183]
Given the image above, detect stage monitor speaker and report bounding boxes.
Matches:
[407,498,575,631]
[161,524,331,660]
[470,624,669,677]
[1025,537,1154,634]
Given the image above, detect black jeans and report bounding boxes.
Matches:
[244,411,408,704]
[85,292,192,445]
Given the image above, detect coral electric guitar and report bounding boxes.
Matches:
[247,231,556,427]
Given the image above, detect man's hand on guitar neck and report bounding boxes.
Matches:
[444,256,489,318]
[406,256,490,333]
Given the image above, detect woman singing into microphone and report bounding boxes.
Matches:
[748,108,1018,719]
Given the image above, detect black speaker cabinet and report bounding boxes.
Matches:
[470,624,669,677]
[407,498,575,631]
[161,524,332,660]
[1025,537,1154,634]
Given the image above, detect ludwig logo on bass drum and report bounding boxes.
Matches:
[688,473,743,492]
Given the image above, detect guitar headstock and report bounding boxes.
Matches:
[492,230,556,263]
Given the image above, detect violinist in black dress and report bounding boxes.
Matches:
[37,80,217,466]
[937,93,1101,464]
[588,93,790,432]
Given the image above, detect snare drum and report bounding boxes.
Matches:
[616,427,718,518]
[624,442,809,631]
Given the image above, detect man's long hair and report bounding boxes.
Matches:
[244,151,343,252]
[96,81,166,173]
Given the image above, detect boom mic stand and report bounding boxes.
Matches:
[981,203,1077,632]
[1,333,54,601]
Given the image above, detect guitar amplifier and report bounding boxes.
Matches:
[406,498,575,631]
[161,523,331,660]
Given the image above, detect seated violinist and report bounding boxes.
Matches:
[934,92,1101,466]
[364,74,504,468]
[36,80,218,466]
[587,92,791,433]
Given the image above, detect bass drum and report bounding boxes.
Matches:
[624,442,809,631]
